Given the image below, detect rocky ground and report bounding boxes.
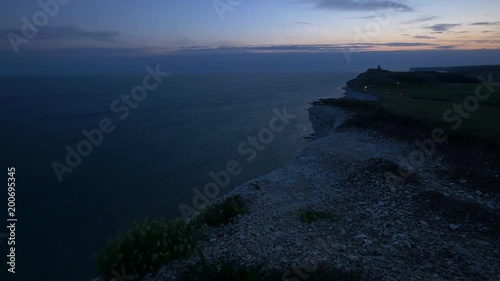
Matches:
[146,102,500,281]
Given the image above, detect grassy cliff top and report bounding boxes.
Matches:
[343,67,500,145]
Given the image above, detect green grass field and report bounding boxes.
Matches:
[346,68,500,143]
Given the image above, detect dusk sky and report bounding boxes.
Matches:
[1,0,500,74]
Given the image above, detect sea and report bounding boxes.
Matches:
[0,72,353,281]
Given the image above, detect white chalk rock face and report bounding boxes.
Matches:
[307,104,349,138]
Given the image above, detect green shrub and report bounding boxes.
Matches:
[192,195,247,227]
[97,218,199,281]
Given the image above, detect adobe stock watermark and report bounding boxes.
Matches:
[341,5,399,64]
[385,74,496,186]
[179,106,297,219]
[51,64,170,183]
[213,0,243,21]
[7,0,71,54]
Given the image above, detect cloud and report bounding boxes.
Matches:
[174,42,435,55]
[178,44,353,53]
[470,22,500,26]
[312,0,413,12]
[468,39,500,44]
[425,23,461,33]
[1,25,119,42]
[413,35,435,39]
[400,16,437,24]
[295,21,313,25]
[435,45,455,49]
[383,42,433,47]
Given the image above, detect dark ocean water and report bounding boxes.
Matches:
[0,72,353,281]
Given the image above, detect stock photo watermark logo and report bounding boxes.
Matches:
[178,106,297,219]
[51,64,169,183]
[7,0,71,54]
[341,8,394,64]
[341,0,429,65]
[213,0,243,21]
[385,74,496,185]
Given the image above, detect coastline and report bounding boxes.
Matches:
[143,98,500,280]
